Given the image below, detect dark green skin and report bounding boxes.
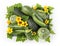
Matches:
[28,17,39,31]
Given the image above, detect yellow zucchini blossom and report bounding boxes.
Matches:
[7,27,13,34]
[7,20,11,25]
[22,21,28,27]
[32,32,36,35]
[18,21,24,26]
[45,19,49,24]
[33,6,37,10]
[16,16,22,22]
[44,6,48,13]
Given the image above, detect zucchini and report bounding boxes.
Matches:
[35,12,43,22]
[13,29,31,34]
[36,11,48,19]
[13,8,25,16]
[8,25,28,30]
[21,6,34,16]
[10,15,16,23]
[12,29,31,35]
[32,13,46,27]
[13,30,25,35]
[37,28,50,39]
[28,17,39,31]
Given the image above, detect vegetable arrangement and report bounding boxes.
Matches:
[6,3,55,42]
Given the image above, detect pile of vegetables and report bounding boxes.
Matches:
[6,3,55,42]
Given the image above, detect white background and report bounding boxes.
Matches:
[0,0,60,46]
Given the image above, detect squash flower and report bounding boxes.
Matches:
[7,27,13,34]
[16,16,22,22]
[44,6,48,13]
[7,20,11,25]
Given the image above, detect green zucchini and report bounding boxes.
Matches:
[10,15,16,23]
[28,17,39,31]
[36,11,48,19]
[32,13,46,27]
[35,12,43,22]
[13,30,25,35]
[13,8,24,16]
[8,25,28,30]
[37,28,50,39]
[12,29,31,35]
[21,6,34,16]
[14,29,31,34]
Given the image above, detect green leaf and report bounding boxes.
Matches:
[6,13,13,19]
[25,32,33,40]
[33,35,39,42]
[7,6,14,12]
[7,3,22,13]
[49,26,55,34]
[50,30,55,34]
[14,3,22,8]
[6,14,10,19]
[6,3,22,19]
[49,24,53,27]
[45,36,50,42]
[16,33,27,42]
[49,19,52,23]
[48,6,54,11]
[7,33,13,39]
[22,16,29,21]
[6,6,14,19]
[48,6,54,14]
[36,3,43,9]
[7,6,14,14]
